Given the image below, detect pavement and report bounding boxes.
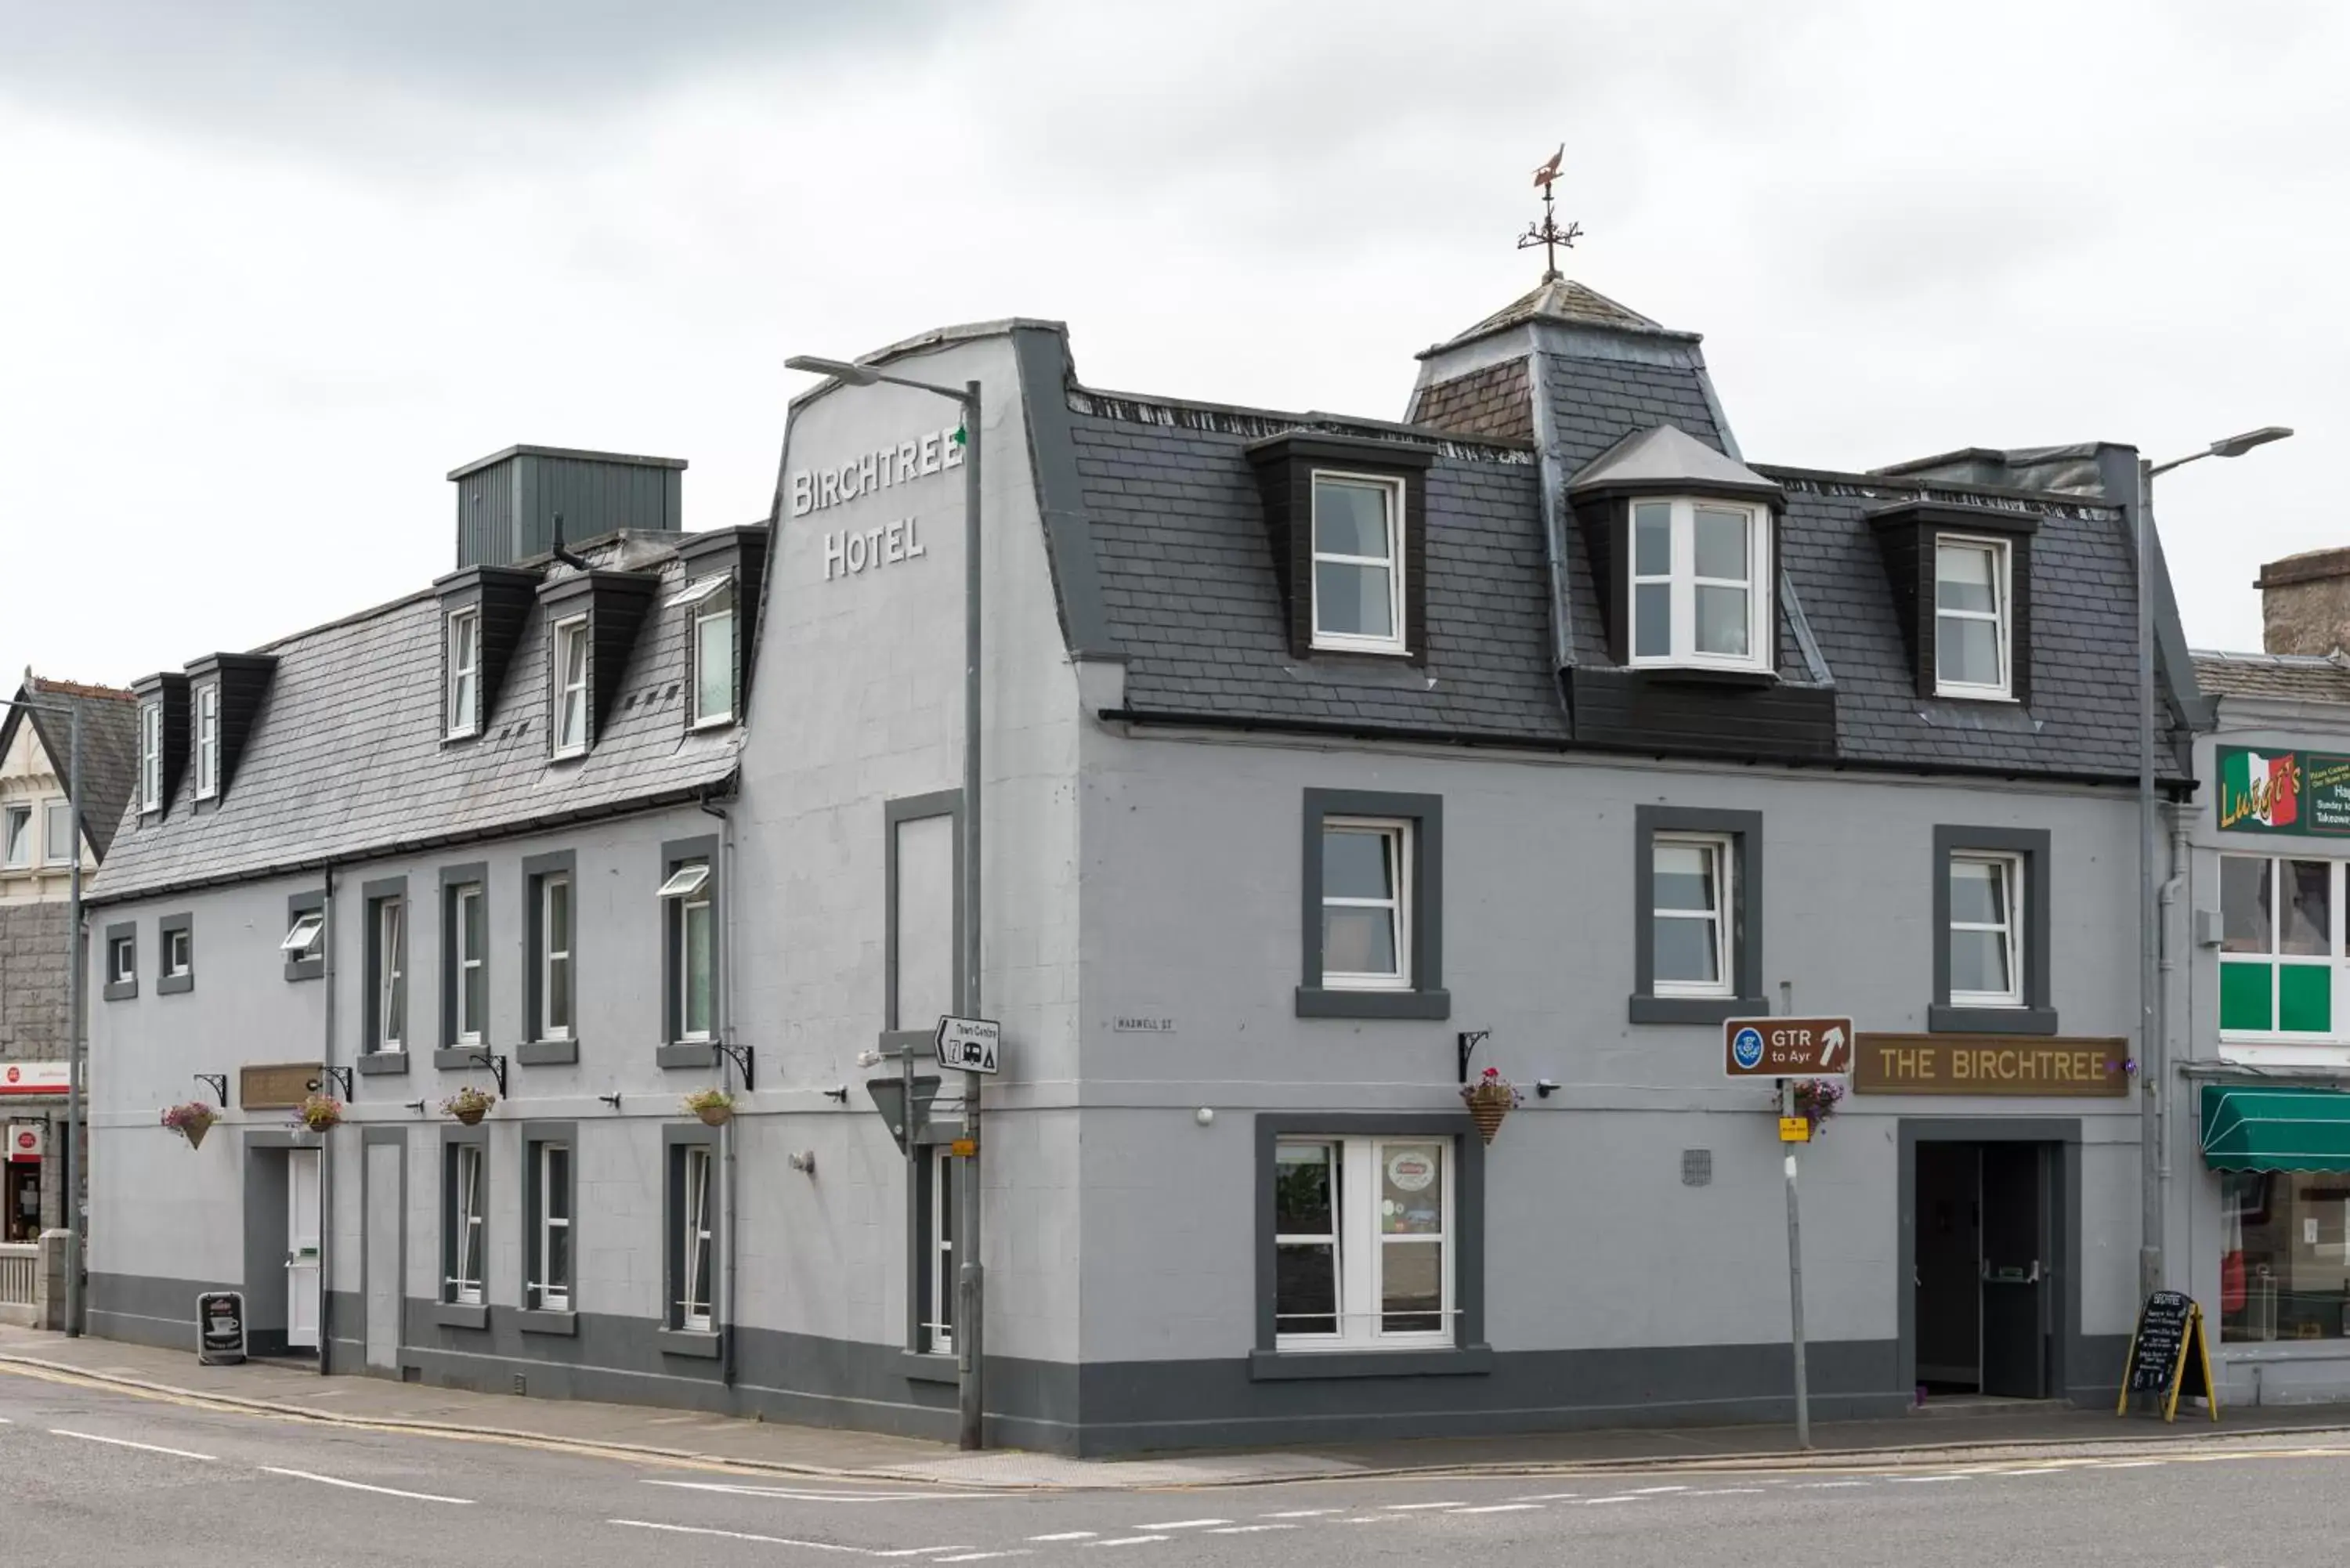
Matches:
[8,1363,2350,1568]
[9,1322,2350,1489]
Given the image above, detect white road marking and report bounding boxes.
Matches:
[1792,1480,1870,1489]
[1261,1509,1340,1518]
[261,1468,472,1505]
[1887,1475,1970,1484]
[1029,1533,1098,1542]
[1509,1493,1582,1501]
[1452,1503,1543,1514]
[642,1479,1007,1503]
[2099,1460,2165,1469]
[1583,1498,1647,1506]
[1093,1536,1169,1548]
[1338,1516,1410,1524]
[1994,1465,2070,1475]
[612,1520,867,1552]
[1207,1526,1296,1535]
[1682,1488,1768,1497]
[1383,1501,1470,1510]
[932,1554,1029,1563]
[50,1430,215,1461]
[870,1549,976,1559]
[1630,1485,1687,1494]
[1137,1519,1229,1530]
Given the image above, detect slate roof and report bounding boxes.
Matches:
[1435,277,1678,346]
[1068,283,2184,784]
[89,532,741,904]
[2193,649,2350,705]
[1,677,140,862]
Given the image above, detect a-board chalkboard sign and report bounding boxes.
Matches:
[2117,1289,2218,1422]
[196,1290,246,1367]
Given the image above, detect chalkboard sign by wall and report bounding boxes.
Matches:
[2117,1290,2218,1422]
[197,1290,246,1367]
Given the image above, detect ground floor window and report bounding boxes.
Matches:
[2222,1171,2350,1342]
[1274,1136,1452,1349]
[444,1143,485,1306]
[528,1141,572,1313]
[672,1143,714,1332]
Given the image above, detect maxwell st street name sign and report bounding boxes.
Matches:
[935,1015,1002,1075]
[1724,1017,1853,1078]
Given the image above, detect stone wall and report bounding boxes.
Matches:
[0,901,70,1060]
[2258,547,2350,656]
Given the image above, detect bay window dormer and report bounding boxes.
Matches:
[1246,431,1434,663]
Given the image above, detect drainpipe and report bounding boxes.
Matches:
[700,793,739,1390]
[2161,809,2189,1190]
[317,864,335,1376]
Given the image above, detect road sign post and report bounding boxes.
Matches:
[1727,1015,1853,1454]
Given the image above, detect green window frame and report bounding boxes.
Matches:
[2219,853,2338,1038]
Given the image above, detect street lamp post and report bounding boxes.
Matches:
[786,354,987,1451]
[2135,425,2291,1303]
[2,691,84,1337]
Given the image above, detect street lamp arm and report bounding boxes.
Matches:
[2147,425,2294,479]
[783,354,974,408]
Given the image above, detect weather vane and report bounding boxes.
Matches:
[1517,144,1582,282]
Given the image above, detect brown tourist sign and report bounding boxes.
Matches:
[1853,1035,2130,1097]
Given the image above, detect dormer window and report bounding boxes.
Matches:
[446,609,481,739]
[193,684,219,800]
[551,616,591,757]
[1310,473,1407,656]
[1934,537,2012,699]
[1628,498,1770,671]
[139,700,162,813]
[684,581,736,728]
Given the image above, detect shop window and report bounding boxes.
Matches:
[1274,1136,1452,1351]
[2221,854,2340,1039]
[2220,1172,2350,1342]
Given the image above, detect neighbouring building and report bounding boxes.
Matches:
[86,274,2204,1453]
[1,676,138,1245]
[2186,547,2350,1404]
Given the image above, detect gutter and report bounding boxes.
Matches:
[699,786,740,1392]
[1096,707,2200,798]
[317,862,336,1378]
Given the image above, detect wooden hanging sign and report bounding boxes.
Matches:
[2117,1289,2220,1422]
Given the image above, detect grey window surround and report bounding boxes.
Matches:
[356,1053,410,1078]
[1630,805,1764,1024]
[1296,789,1448,1021]
[660,834,721,1057]
[439,862,488,1051]
[1251,1112,1487,1381]
[439,1122,490,1328]
[1931,825,2058,1035]
[899,1350,958,1384]
[522,850,577,1060]
[157,912,194,995]
[362,876,407,1057]
[103,922,137,1002]
[518,1310,578,1336]
[522,1119,577,1315]
[664,1122,720,1336]
[884,791,964,1036]
[284,889,326,982]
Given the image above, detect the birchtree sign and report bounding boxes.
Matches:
[2217,746,2350,836]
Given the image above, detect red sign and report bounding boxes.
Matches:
[7,1123,43,1163]
[0,1063,69,1096]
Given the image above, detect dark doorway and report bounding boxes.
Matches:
[4,1162,41,1243]
[1913,1140,2054,1398]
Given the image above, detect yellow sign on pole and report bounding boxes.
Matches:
[1778,1116,1811,1143]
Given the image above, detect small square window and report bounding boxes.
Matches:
[109,935,136,985]
[1934,537,2012,699]
[1310,473,1408,656]
[162,927,191,979]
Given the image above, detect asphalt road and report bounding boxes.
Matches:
[5,1367,2346,1566]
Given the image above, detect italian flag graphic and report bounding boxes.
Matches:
[2225,750,2299,829]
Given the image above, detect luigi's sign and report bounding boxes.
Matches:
[2217,747,2350,836]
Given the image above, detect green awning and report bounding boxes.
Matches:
[2201,1084,2350,1172]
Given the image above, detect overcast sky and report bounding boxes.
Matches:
[4,0,2345,695]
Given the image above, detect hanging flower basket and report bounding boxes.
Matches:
[1459,1067,1523,1145]
[684,1088,735,1127]
[1781,1077,1846,1138]
[298,1093,344,1133]
[441,1087,497,1126]
[161,1101,217,1149]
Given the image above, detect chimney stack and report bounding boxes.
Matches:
[2256,548,2350,656]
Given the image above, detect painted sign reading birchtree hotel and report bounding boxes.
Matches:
[788,422,965,583]
[2217,746,2350,836]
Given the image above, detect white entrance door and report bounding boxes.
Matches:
[287,1148,321,1350]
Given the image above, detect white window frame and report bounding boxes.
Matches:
[2218,854,2346,1050]
[162,926,191,980]
[1308,471,1408,656]
[540,873,572,1042]
[1934,535,2013,700]
[1274,1136,1455,1353]
[1320,818,1411,992]
[1947,850,2025,1008]
[453,884,485,1046]
[678,1146,714,1332]
[678,880,714,1043]
[551,615,591,757]
[43,798,74,866]
[447,1144,485,1306]
[193,683,219,800]
[690,587,736,729]
[1626,497,1773,673]
[279,909,325,958]
[376,899,406,1052]
[445,609,480,740]
[139,700,162,812]
[1651,832,1734,999]
[1,804,28,869]
[928,1147,956,1356]
[531,1141,571,1313]
[110,935,135,985]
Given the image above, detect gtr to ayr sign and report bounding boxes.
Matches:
[1723,1017,1853,1078]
